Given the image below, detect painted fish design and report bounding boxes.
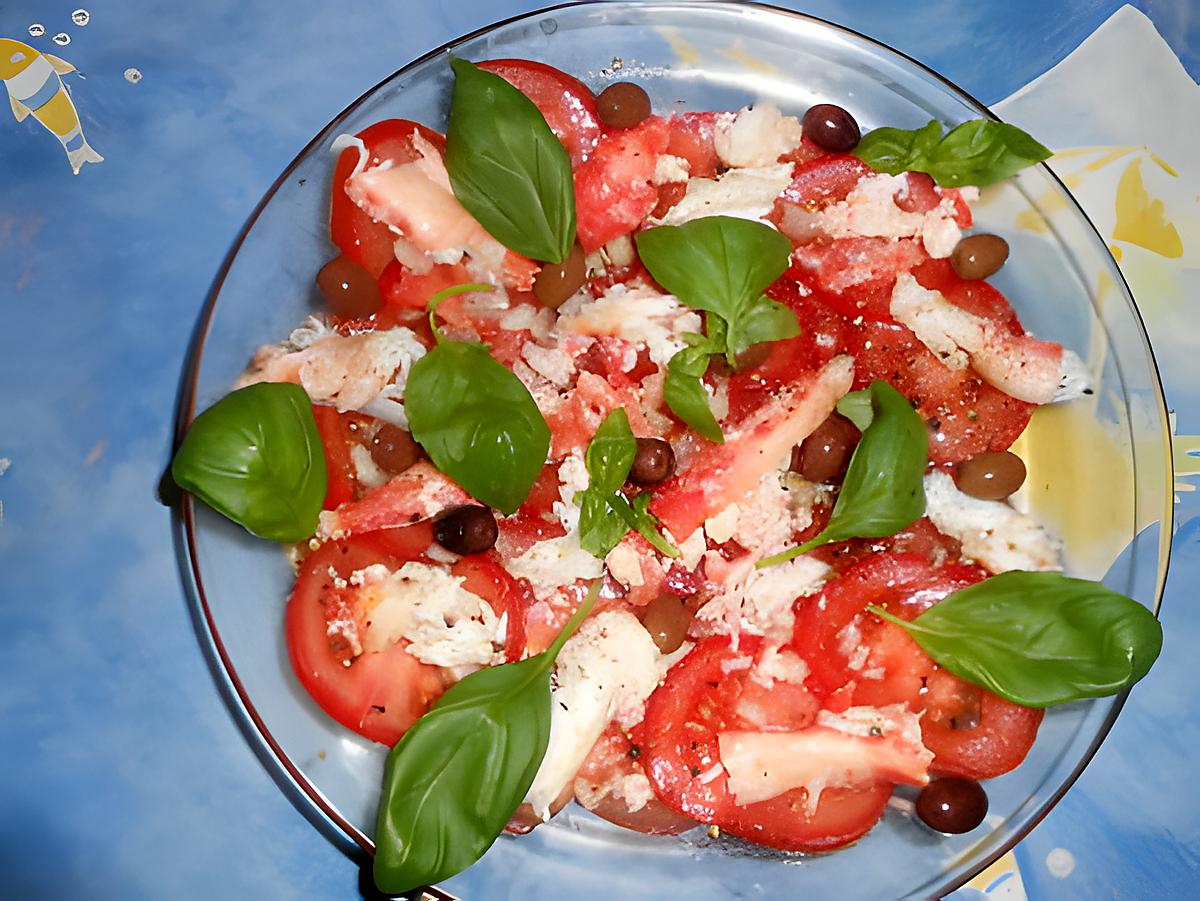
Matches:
[1,38,102,174]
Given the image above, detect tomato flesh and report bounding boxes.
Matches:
[638,636,893,851]
[478,58,602,165]
[310,405,358,510]
[574,117,670,251]
[328,119,447,278]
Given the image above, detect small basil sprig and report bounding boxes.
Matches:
[445,57,576,263]
[171,382,326,542]
[578,408,679,559]
[663,326,726,444]
[758,381,926,568]
[854,118,1051,188]
[868,572,1163,707]
[406,284,551,514]
[636,216,799,440]
[374,580,601,894]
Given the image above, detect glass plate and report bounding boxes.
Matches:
[172,2,1173,897]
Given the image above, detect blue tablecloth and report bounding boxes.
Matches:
[2,2,1196,898]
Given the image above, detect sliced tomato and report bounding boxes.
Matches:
[893,172,940,213]
[637,635,892,851]
[329,119,447,278]
[846,320,1035,464]
[776,153,874,211]
[451,550,531,662]
[574,116,670,252]
[574,725,697,835]
[378,259,472,312]
[921,667,1043,779]
[779,135,830,166]
[478,59,602,165]
[665,112,720,178]
[285,528,448,745]
[793,554,985,703]
[310,405,359,509]
[497,462,567,558]
[913,258,1022,335]
[790,237,929,309]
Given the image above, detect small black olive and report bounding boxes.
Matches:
[434,505,498,555]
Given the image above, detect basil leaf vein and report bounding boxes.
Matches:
[445,57,575,263]
[758,380,926,567]
[854,117,1051,187]
[374,580,601,893]
[868,571,1163,707]
[170,382,326,542]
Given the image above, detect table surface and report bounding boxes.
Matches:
[2,1,1197,898]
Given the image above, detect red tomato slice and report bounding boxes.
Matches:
[451,550,531,662]
[310,405,358,509]
[637,635,892,851]
[329,119,447,278]
[777,153,874,211]
[793,553,986,703]
[377,260,472,312]
[478,59,602,165]
[574,725,698,835]
[913,258,1023,335]
[789,238,929,311]
[893,172,940,213]
[921,668,1044,779]
[574,116,670,252]
[847,320,1034,464]
[665,112,720,178]
[285,528,448,745]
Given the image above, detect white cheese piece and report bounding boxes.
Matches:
[733,471,827,557]
[714,103,804,168]
[719,705,932,810]
[812,174,964,259]
[677,528,707,570]
[924,470,1062,572]
[552,451,590,533]
[653,163,794,227]
[507,532,604,601]
[348,562,500,667]
[605,540,646,589]
[559,283,703,367]
[500,304,556,342]
[704,503,741,544]
[889,273,1091,405]
[654,153,691,184]
[348,442,389,490]
[391,235,433,274]
[604,234,636,269]
[750,644,810,687]
[697,553,830,641]
[521,341,576,388]
[525,611,662,819]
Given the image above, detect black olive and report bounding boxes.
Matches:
[434,505,498,555]
[915,777,989,834]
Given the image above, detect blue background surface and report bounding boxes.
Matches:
[1,1,1197,898]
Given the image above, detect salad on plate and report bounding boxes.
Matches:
[171,56,1163,893]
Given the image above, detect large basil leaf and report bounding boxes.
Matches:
[855,118,1051,188]
[374,581,601,894]
[171,382,326,542]
[869,572,1163,707]
[445,57,575,263]
[577,408,678,559]
[758,381,926,567]
[406,340,550,515]
[636,216,792,322]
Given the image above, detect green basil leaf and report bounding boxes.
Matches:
[171,382,326,542]
[406,341,550,514]
[835,388,875,432]
[868,572,1163,707]
[374,580,601,894]
[616,492,681,558]
[759,381,925,567]
[584,406,637,494]
[578,490,630,559]
[726,296,801,361]
[445,57,575,263]
[664,345,724,444]
[636,216,792,322]
[855,117,1051,187]
[852,119,942,177]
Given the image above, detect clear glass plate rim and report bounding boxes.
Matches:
[168,2,1176,897]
